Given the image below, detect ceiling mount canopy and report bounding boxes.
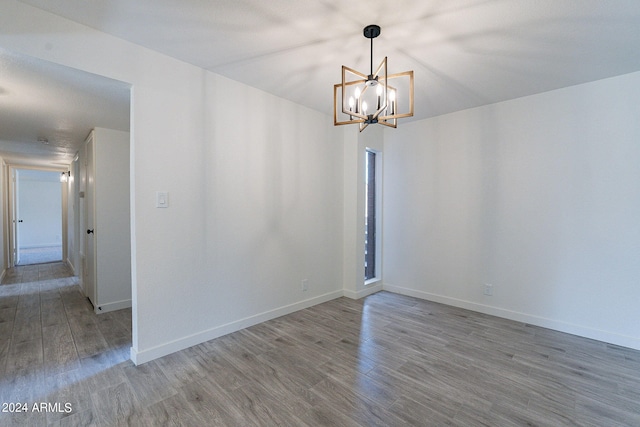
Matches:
[334,24,414,132]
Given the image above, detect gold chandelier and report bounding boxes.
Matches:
[334,25,414,132]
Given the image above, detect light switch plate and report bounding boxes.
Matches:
[156,191,169,208]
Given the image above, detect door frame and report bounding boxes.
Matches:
[5,164,68,268]
[10,167,20,267]
[82,131,97,307]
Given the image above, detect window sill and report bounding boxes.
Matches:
[365,278,381,286]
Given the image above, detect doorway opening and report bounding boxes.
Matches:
[12,168,64,266]
[0,48,133,371]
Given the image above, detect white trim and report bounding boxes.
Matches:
[383,283,640,351]
[344,282,383,300]
[364,277,381,287]
[130,290,344,365]
[20,244,62,249]
[95,299,131,314]
[66,258,76,276]
[364,147,383,282]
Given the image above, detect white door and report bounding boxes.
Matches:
[84,134,97,307]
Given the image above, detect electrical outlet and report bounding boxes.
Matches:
[301,279,309,292]
[483,283,493,296]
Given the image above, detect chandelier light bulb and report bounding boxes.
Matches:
[348,96,355,119]
[389,89,396,114]
[362,101,368,114]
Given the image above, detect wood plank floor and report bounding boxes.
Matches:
[2,262,74,285]
[1,271,639,426]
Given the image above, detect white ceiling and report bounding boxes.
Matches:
[4,0,640,164]
[0,48,130,166]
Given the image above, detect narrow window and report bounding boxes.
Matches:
[365,150,376,281]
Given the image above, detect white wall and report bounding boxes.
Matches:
[0,0,344,363]
[0,161,5,279]
[17,169,61,248]
[132,73,343,363]
[384,71,640,350]
[93,128,131,312]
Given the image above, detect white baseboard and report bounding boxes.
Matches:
[66,258,76,276]
[343,282,383,299]
[131,290,344,365]
[95,299,131,314]
[383,283,640,351]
